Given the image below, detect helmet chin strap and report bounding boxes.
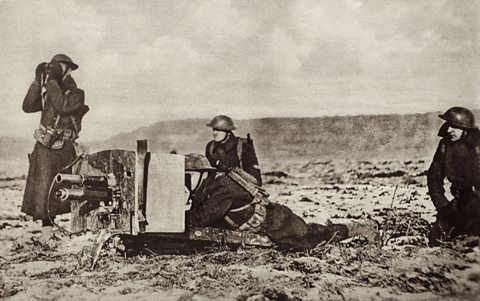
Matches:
[62,68,72,80]
[219,131,231,144]
[58,62,72,80]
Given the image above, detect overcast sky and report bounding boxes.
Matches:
[1,0,478,141]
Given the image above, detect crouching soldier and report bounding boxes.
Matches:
[186,154,379,249]
[427,107,480,245]
[22,54,89,243]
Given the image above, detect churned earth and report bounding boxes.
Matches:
[1,158,479,301]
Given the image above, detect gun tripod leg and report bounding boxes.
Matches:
[90,229,112,270]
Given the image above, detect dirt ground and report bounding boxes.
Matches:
[1,158,479,301]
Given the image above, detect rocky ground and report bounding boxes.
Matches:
[1,158,479,300]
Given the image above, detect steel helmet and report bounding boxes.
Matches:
[206,115,236,131]
[439,107,476,130]
[51,54,79,70]
[185,153,216,171]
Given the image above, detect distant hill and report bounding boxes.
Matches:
[87,110,480,161]
[3,110,478,161]
[0,136,32,160]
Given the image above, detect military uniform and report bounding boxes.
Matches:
[22,59,88,220]
[427,129,480,242]
[427,107,480,244]
[206,134,262,185]
[190,176,349,249]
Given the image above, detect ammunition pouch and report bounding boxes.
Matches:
[224,195,268,233]
[238,201,266,232]
[34,125,64,149]
[34,115,78,150]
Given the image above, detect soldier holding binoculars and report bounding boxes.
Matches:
[22,54,89,244]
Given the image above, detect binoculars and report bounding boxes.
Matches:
[39,61,62,85]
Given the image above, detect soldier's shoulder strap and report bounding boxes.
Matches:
[237,134,253,169]
[237,133,253,169]
[439,139,447,157]
[237,137,245,169]
[206,140,215,159]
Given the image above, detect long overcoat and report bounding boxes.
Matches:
[21,77,88,220]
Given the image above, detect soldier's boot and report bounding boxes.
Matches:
[344,219,381,246]
[40,226,62,249]
[326,224,349,243]
[428,219,455,247]
[304,223,348,247]
[41,226,54,243]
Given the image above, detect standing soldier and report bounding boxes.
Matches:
[205,115,262,185]
[427,107,480,245]
[22,54,89,243]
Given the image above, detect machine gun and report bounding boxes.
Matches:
[51,140,273,267]
[54,173,121,230]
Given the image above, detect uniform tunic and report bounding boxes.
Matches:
[206,134,262,185]
[427,128,480,236]
[190,176,348,249]
[22,78,88,220]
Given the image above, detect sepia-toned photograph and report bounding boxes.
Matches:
[0,0,479,300]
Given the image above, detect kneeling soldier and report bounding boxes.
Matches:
[427,107,480,245]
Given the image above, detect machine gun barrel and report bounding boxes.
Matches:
[55,174,84,185]
[55,174,117,187]
[56,187,112,202]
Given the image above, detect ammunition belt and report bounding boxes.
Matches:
[37,124,77,150]
[224,195,267,233]
[40,125,76,141]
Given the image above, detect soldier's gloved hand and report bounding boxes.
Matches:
[75,104,90,118]
[35,62,47,83]
[450,186,461,199]
[45,61,63,83]
[62,75,77,90]
[437,203,457,224]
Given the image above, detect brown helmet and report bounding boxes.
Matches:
[206,115,236,131]
[51,54,79,70]
[439,107,476,130]
[185,153,216,171]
